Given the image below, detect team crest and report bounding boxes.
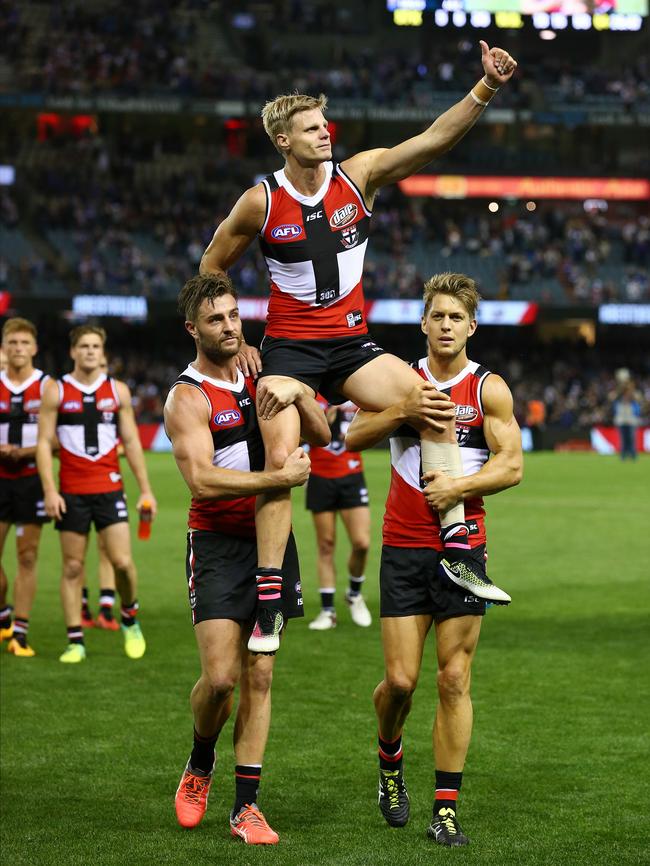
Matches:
[340,225,359,249]
[456,425,471,446]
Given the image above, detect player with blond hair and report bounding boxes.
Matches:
[201,43,517,653]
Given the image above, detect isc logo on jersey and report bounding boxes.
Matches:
[329,203,358,229]
[271,224,302,240]
[214,409,242,427]
[456,405,478,422]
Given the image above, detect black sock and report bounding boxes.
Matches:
[120,599,139,627]
[100,588,115,618]
[378,731,403,772]
[189,727,217,774]
[82,587,93,617]
[255,569,282,612]
[348,575,365,597]
[13,617,28,647]
[434,769,463,813]
[233,764,262,815]
[67,625,84,646]
[319,588,335,611]
[0,605,12,629]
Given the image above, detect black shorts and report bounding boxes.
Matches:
[0,475,49,526]
[259,334,385,404]
[306,472,369,513]
[186,529,304,626]
[55,490,129,534]
[380,544,488,620]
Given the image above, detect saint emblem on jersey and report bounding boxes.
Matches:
[340,225,359,249]
[456,425,471,446]
[329,203,358,229]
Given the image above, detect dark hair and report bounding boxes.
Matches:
[178,274,239,323]
[69,325,107,347]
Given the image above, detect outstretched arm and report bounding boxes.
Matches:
[343,41,517,202]
[164,384,311,500]
[423,374,523,512]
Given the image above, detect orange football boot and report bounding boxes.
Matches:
[230,804,279,845]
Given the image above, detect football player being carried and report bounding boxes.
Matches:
[345,273,523,846]
[200,41,517,654]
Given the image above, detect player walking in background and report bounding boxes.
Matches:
[612,375,641,460]
[307,400,372,631]
[200,42,518,654]
[36,326,156,663]
[346,274,523,846]
[166,275,328,844]
[0,318,49,657]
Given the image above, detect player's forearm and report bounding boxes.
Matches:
[123,443,153,496]
[295,393,331,447]
[345,405,408,451]
[456,451,523,500]
[36,441,57,494]
[188,464,294,501]
[423,93,486,158]
[198,254,228,277]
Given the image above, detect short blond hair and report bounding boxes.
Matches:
[261,92,328,155]
[422,273,481,320]
[2,317,37,341]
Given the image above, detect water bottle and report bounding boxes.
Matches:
[137,500,153,540]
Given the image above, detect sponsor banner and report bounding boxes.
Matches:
[0,292,11,315]
[365,299,538,325]
[598,304,650,325]
[72,295,147,319]
[590,426,650,454]
[398,175,650,201]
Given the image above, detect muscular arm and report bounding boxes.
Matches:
[342,41,517,202]
[115,380,157,514]
[164,385,310,500]
[295,390,331,448]
[199,185,267,277]
[423,374,523,511]
[36,379,67,519]
[344,382,455,451]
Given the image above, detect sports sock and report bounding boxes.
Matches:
[378,731,403,772]
[121,600,139,627]
[255,568,282,612]
[100,588,116,619]
[348,575,365,597]
[233,764,262,815]
[67,625,84,646]
[434,769,463,813]
[0,605,12,629]
[12,617,29,647]
[440,522,471,553]
[319,588,335,611]
[189,727,217,774]
[82,586,92,615]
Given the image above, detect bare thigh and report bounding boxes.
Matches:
[341,354,421,411]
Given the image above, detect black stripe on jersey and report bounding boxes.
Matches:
[337,163,372,216]
[8,396,24,445]
[461,427,489,450]
[57,398,104,456]
[301,200,341,306]
[259,236,315,265]
[265,173,279,192]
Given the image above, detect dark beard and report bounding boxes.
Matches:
[199,338,240,364]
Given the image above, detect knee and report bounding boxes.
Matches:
[385,671,418,705]
[351,537,370,558]
[437,662,470,705]
[246,664,274,695]
[317,536,335,559]
[266,443,291,471]
[110,553,133,573]
[204,673,237,705]
[63,559,84,582]
[17,546,38,571]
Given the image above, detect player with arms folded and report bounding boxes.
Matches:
[166,274,329,845]
[345,273,523,846]
[200,42,518,654]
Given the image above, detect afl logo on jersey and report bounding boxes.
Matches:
[214,409,242,427]
[271,224,302,240]
[456,405,478,423]
[329,203,358,229]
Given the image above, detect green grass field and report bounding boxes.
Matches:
[1,452,649,865]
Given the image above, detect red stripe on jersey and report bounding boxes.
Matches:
[266,280,367,339]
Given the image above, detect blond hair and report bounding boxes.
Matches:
[69,325,107,347]
[2,317,37,341]
[422,273,481,320]
[261,92,328,155]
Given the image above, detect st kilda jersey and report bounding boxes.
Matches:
[383,360,491,551]
[310,398,364,479]
[56,374,122,495]
[170,365,263,538]
[259,161,372,339]
[0,369,49,480]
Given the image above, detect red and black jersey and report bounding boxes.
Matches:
[259,161,372,339]
[0,369,49,479]
[383,359,491,551]
[309,398,364,479]
[56,374,122,495]
[169,365,263,538]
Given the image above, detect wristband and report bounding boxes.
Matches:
[482,76,500,91]
[469,90,488,107]
[472,77,498,104]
